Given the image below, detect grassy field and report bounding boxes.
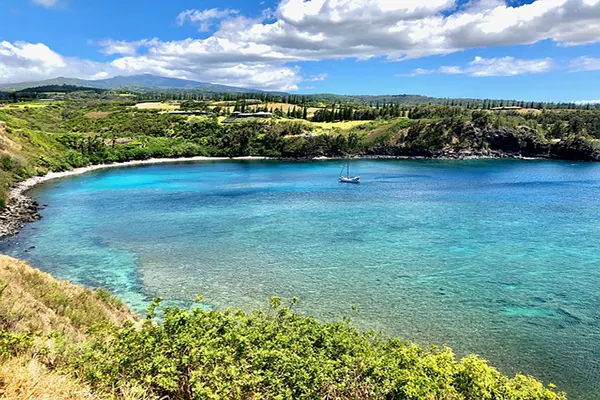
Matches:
[0,102,58,109]
[218,102,322,118]
[310,120,372,131]
[133,102,179,110]
[84,111,113,119]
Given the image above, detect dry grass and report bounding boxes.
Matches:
[1,103,55,110]
[219,102,321,118]
[0,255,134,339]
[0,356,97,400]
[133,102,179,110]
[84,112,113,119]
[0,356,151,400]
[0,256,145,400]
[311,120,372,131]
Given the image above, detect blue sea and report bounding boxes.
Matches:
[2,159,600,399]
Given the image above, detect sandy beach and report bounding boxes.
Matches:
[0,156,266,239]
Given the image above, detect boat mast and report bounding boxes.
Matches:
[347,157,350,177]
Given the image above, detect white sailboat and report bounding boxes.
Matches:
[339,157,360,183]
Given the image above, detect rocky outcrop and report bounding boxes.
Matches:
[549,137,600,161]
[442,127,600,161]
[484,127,600,161]
[0,191,41,239]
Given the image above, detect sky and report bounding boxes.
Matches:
[1,0,600,101]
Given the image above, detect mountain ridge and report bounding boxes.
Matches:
[0,74,265,93]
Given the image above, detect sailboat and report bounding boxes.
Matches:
[339,157,360,183]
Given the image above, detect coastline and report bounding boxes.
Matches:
[0,151,547,240]
[0,156,266,239]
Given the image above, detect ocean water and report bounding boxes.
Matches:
[2,159,600,399]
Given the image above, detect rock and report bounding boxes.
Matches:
[0,190,43,239]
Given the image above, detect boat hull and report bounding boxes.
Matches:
[339,177,360,183]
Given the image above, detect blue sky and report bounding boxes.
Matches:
[1,0,600,101]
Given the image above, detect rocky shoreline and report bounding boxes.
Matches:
[0,190,42,240]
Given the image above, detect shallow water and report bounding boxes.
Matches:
[2,159,600,399]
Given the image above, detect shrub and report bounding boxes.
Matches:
[74,298,566,400]
[0,155,13,172]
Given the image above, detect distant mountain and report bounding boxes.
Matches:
[0,74,265,93]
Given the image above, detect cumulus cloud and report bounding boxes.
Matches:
[569,56,600,71]
[31,0,58,7]
[0,39,301,91]
[307,73,328,81]
[0,41,113,83]
[407,56,554,77]
[4,0,600,91]
[177,8,239,32]
[97,39,159,56]
[205,0,600,62]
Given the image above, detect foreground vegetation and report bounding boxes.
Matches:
[0,255,565,399]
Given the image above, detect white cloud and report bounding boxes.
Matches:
[569,56,600,71]
[177,8,239,32]
[32,0,58,7]
[406,56,554,77]
[0,41,113,83]
[574,99,600,104]
[307,73,328,81]
[0,40,301,91]
[4,0,600,91]
[208,0,600,62]
[97,39,159,56]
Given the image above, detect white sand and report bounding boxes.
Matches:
[10,156,267,197]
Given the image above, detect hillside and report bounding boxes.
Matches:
[0,74,265,93]
[0,254,566,399]
[0,255,135,399]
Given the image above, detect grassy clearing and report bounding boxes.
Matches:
[217,102,322,117]
[84,111,113,119]
[0,255,140,399]
[133,102,179,110]
[311,120,373,131]
[0,102,57,110]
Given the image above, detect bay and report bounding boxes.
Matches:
[2,159,600,399]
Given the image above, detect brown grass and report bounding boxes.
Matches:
[0,255,134,339]
[0,356,98,400]
[84,112,113,119]
[134,102,179,110]
[0,255,142,399]
[219,103,321,118]
[0,356,151,400]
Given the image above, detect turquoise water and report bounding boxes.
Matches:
[2,159,600,399]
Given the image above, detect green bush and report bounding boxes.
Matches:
[63,150,90,168]
[0,155,13,172]
[73,298,565,400]
[0,330,33,358]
